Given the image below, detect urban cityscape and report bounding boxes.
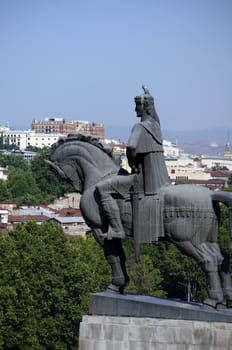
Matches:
[0,116,232,238]
[1,1,232,348]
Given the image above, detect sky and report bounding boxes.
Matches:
[0,0,231,141]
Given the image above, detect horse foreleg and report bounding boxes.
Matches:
[103,238,128,294]
[114,238,130,286]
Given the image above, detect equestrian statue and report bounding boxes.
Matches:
[46,86,232,308]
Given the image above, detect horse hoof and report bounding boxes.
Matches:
[216,302,227,310]
[203,298,218,309]
[223,289,232,302]
[105,284,123,295]
[112,276,126,286]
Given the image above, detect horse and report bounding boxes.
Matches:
[46,133,232,308]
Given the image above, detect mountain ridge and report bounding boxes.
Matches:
[105,124,232,156]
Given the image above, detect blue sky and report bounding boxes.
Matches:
[0,0,231,140]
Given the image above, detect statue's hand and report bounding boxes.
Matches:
[131,165,140,174]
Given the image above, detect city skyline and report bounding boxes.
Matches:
[0,0,231,137]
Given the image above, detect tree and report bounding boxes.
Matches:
[0,149,74,204]
[157,242,208,302]
[125,253,165,296]
[227,174,232,187]
[25,145,41,152]
[7,168,42,205]
[0,179,11,201]
[0,223,111,349]
[30,150,73,201]
[123,237,208,303]
[0,154,29,171]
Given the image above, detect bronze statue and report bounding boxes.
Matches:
[46,87,232,308]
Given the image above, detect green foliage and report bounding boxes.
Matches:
[0,150,73,205]
[25,145,41,152]
[228,174,232,186]
[125,254,165,296]
[0,149,232,345]
[0,154,29,171]
[218,204,231,250]
[152,242,208,302]
[0,179,11,201]
[123,238,208,302]
[218,204,232,279]
[211,165,229,171]
[7,168,43,205]
[30,150,73,201]
[0,223,111,349]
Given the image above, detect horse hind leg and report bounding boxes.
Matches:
[173,240,224,307]
[219,249,232,305]
[197,242,224,307]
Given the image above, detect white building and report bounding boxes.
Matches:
[0,209,8,224]
[163,140,181,158]
[0,129,64,150]
[165,157,212,182]
[201,157,232,171]
[0,167,8,180]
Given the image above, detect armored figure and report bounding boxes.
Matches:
[127,86,170,194]
[97,86,170,241]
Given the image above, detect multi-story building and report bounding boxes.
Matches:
[0,127,63,150]
[0,117,105,151]
[31,118,105,140]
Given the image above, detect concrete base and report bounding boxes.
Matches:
[79,315,232,350]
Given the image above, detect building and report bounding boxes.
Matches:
[0,202,17,214]
[0,202,90,237]
[0,127,63,151]
[8,214,50,226]
[104,138,127,155]
[0,167,8,180]
[50,208,89,237]
[224,143,232,159]
[201,156,232,171]
[163,140,181,158]
[31,118,105,140]
[0,117,105,151]
[0,208,9,224]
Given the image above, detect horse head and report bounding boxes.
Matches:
[46,133,119,193]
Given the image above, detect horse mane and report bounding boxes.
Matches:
[51,133,113,158]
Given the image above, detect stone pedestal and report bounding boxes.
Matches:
[79,293,232,349]
[79,315,232,350]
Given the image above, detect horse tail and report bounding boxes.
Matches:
[211,191,232,248]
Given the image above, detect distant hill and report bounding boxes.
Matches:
[163,128,232,156]
[105,124,232,156]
